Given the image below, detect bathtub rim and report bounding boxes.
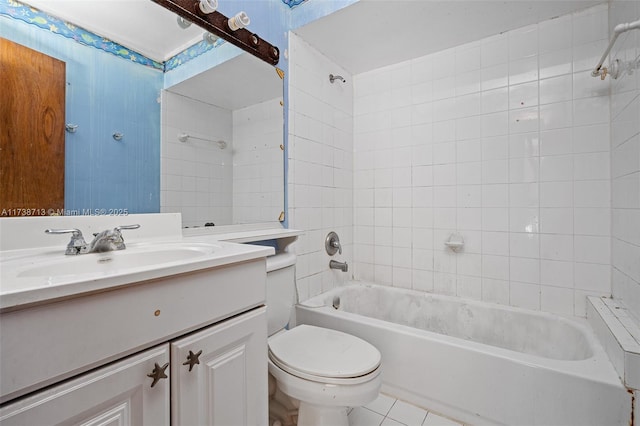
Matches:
[296,281,623,387]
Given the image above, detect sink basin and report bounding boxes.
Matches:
[0,215,276,312]
[17,243,217,278]
[0,241,226,303]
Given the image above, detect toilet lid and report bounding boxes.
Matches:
[268,325,381,380]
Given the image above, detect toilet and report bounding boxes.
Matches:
[266,253,382,426]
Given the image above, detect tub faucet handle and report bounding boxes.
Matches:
[331,239,342,254]
[325,231,342,256]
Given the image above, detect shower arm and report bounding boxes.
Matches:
[592,19,640,79]
[329,74,346,83]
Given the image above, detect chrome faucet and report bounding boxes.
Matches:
[46,224,140,255]
[329,260,348,272]
[87,225,140,253]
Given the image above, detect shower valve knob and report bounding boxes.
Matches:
[325,231,342,256]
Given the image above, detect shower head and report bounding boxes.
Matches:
[329,74,346,84]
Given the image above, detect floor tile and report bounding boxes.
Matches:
[422,412,462,426]
[365,393,397,416]
[349,394,464,426]
[348,407,385,426]
[387,400,428,426]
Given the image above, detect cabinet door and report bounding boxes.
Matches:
[171,306,268,426]
[0,345,170,426]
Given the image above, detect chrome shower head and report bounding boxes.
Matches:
[329,74,346,83]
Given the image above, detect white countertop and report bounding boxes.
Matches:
[182,222,303,243]
[0,239,273,311]
[0,214,304,311]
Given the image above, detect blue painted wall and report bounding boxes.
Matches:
[0,14,162,214]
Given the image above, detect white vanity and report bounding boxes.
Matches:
[0,213,285,425]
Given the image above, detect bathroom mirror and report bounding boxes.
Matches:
[162,52,284,227]
[1,1,284,227]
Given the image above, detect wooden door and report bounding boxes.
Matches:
[0,38,65,216]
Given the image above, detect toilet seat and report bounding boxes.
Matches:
[268,324,381,385]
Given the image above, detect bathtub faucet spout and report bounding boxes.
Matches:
[329,260,348,272]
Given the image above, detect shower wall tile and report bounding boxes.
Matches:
[232,98,284,224]
[288,32,354,301]
[352,4,612,317]
[610,0,640,320]
[160,91,233,227]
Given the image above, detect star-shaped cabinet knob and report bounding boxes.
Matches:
[182,349,203,372]
[147,362,169,388]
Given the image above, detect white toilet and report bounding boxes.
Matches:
[266,253,382,426]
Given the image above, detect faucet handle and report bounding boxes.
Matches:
[45,228,82,236]
[111,224,140,250]
[45,228,87,255]
[331,239,342,255]
[115,224,140,232]
[325,231,342,256]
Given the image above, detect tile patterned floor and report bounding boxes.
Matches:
[349,393,463,426]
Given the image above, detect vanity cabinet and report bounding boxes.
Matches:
[0,255,269,425]
[0,307,267,425]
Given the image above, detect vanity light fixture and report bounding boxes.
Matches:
[176,16,192,29]
[203,32,219,45]
[151,0,279,65]
[198,0,217,14]
[227,11,249,31]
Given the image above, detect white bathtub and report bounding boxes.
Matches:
[295,283,631,426]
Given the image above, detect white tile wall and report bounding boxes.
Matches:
[232,98,284,224]
[160,90,233,227]
[288,32,354,301]
[351,4,612,316]
[610,0,640,320]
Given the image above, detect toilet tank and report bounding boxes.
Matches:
[266,252,296,336]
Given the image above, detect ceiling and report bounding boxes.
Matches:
[19,0,606,72]
[295,0,606,74]
[168,53,283,110]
